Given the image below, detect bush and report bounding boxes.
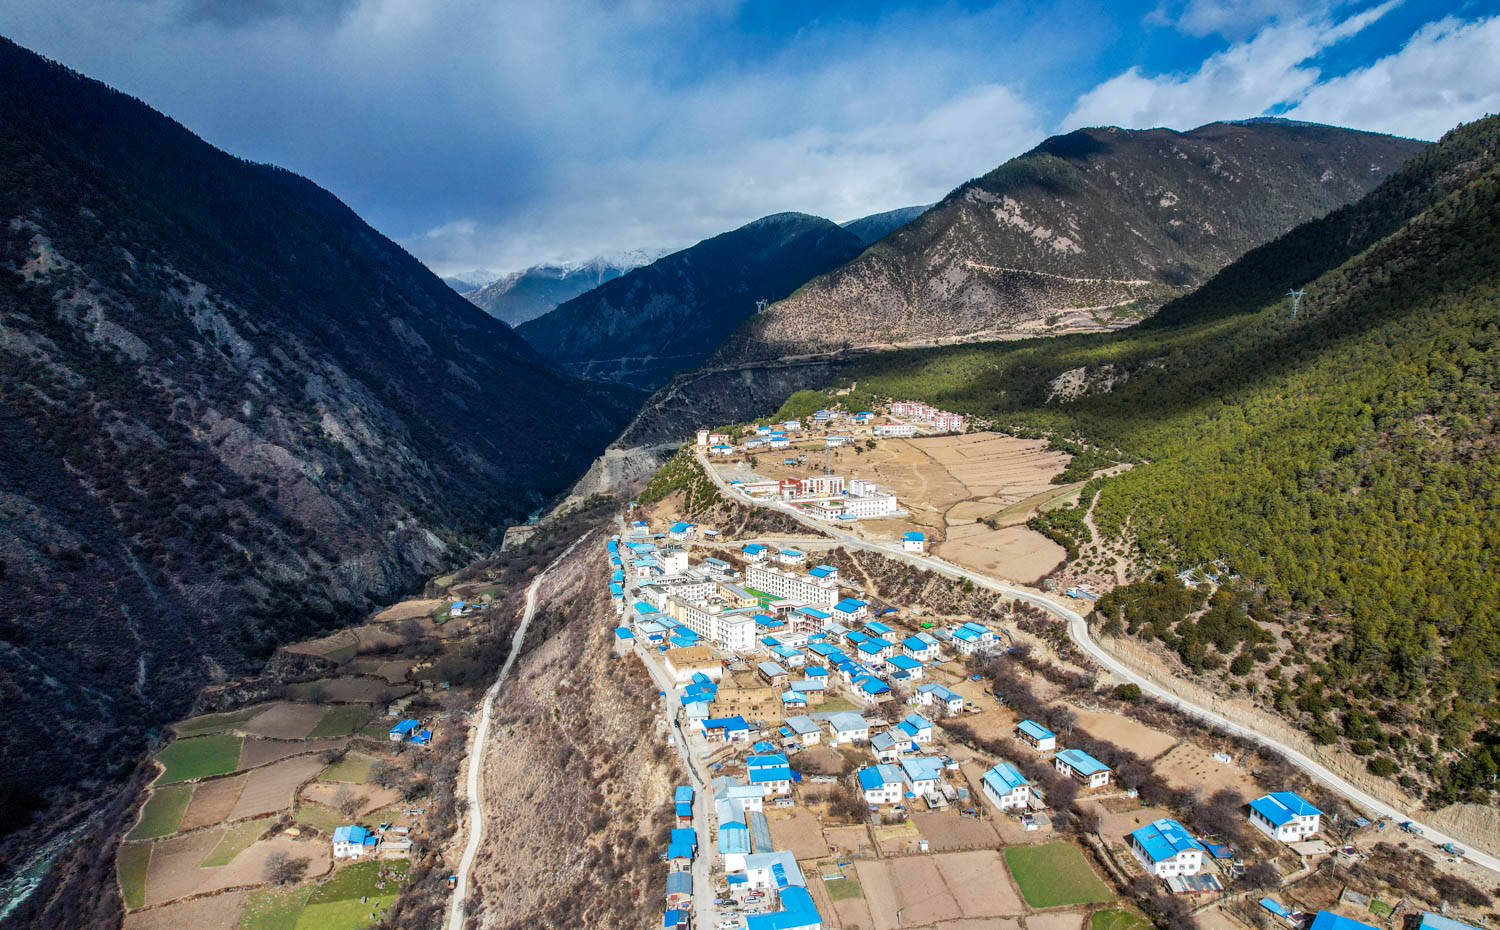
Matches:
[1113,683,1142,701]
[1367,756,1398,776]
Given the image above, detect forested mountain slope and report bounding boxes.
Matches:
[0,36,639,837]
[841,203,931,244]
[790,116,1500,804]
[718,120,1424,362]
[517,212,865,389]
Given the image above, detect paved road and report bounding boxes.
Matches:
[618,515,724,930]
[695,450,1500,875]
[447,532,594,930]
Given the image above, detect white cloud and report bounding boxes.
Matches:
[1286,15,1500,139]
[1063,1,1399,131]
[1161,0,1332,39]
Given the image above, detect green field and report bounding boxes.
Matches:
[308,706,372,739]
[238,885,312,930]
[117,843,151,910]
[318,752,376,784]
[202,818,273,867]
[174,706,262,738]
[126,784,192,840]
[293,803,346,834]
[154,733,244,784]
[294,896,395,930]
[824,876,862,901]
[1004,842,1113,908]
[1092,907,1152,930]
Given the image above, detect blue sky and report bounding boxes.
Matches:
[1,0,1496,275]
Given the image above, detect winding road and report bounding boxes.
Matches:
[696,449,1500,875]
[446,531,593,930]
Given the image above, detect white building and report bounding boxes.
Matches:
[746,563,839,609]
[981,763,1032,811]
[857,764,905,805]
[903,531,926,553]
[1054,749,1112,789]
[1129,819,1205,877]
[902,633,941,662]
[948,621,1000,656]
[671,598,758,652]
[1248,793,1322,843]
[916,682,963,715]
[874,423,916,438]
[332,825,378,859]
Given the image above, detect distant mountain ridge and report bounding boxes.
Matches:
[716,119,1426,362]
[516,212,865,389]
[462,249,669,326]
[0,33,639,867]
[841,203,932,244]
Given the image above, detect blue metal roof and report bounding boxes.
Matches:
[904,531,925,540]
[1310,912,1381,930]
[983,762,1030,794]
[834,598,866,611]
[1419,914,1482,930]
[389,719,420,734]
[674,785,693,803]
[1249,791,1322,826]
[1130,818,1204,862]
[1056,748,1110,775]
[1018,719,1056,740]
[749,766,794,783]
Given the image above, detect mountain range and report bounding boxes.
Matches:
[458,250,669,326]
[714,120,1425,363]
[840,203,932,244]
[515,212,866,389]
[0,36,640,837]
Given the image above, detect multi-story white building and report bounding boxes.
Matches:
[1248,793,1322,843]
[874,423,916,438]
[746,563,839,609]
[981,763,1032,811]
[1129,819,1204,877]
[668,596,758,652]
[889,401,967,432]
[857,764,905,804]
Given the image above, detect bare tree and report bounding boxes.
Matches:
[264,851,308,885]
[332,786,361,818]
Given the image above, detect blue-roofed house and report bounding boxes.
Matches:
[1055,749,1112,788]
[1418,914,1483,930]
[900,756,946,795]
[668,521,696,540]
[823,711,870,745]
[745,884,822,930]
[743,543,770,562]
[674,785,694,824]
[916,682,963,715]
[701,715,753,743]
[809,564,838,581]
[864,619,892,636]
[948,621,999,656]
[1309,914,1380,930]
[331,824,379,858]
[858,764,906,804]
[902,632,941,662]
[1248,792,1322,842]
[777,548,805,566]
[783,715,822,746]
[665,870,693,907]
[747,754,794,795]
[758,661,791,685]
[981,763,1033,811]
[1016,719,1057,751]
[903,531,926,552]
[1130,818,1204,876]
[851,675,891,704]
[885,653,924,680]
[894,712,934,744]
[856,636,895,664]
[388,719,421,742]
[832,597,867,623]
[871,731,903,763]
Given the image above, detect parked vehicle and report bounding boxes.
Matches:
[1442,842,1466,856]
[1400,821,1422,835]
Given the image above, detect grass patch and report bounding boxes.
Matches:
[819,698,859,713]
[323,643,359,665]
[358,718,396,738]
[174,706,262,738]
[293,802,346,834]
[824,876,863,901]
[307,858,408,903]
[238,884,312,930]
[1004,842,1113,908]
[117,843,151,910]
[1370,900,1394,917]
[1092,908,1152,930]
[126,784,192,840]
[308,707,372,739]
[318,753,376,784]
[154,734,244,784]
[202,817,273,867]
[294,896,395,930]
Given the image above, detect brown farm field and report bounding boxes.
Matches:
[122,889,249,930]
[856,850,1025,930]
[242,702,326,739]
[1153,743,1261,799]
[911,810,1003,851]
[238,736,345,769]
[372,598,445,622]
[228,755,326,820]
[1070,710,1177,761]
[766,808,830,860]
[177,775,245,831]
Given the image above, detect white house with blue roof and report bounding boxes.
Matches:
[857,764,906,804]
[332,824,379,858]
[894,712,934,744]
[748,753,794,796]
[885,653,924,680]
[916,682,963,715]
[1129,818,1205,876]
[1248,792,1322,842]
[1016,719,1057,751]
[948,621,1000,656]
[1055,748,1111,788]
[743,542,770,562]
[981,762,1033,811]
[902,632,941,662]
[903,531,926,552]
[900,756,946,796]
[808,564,838,581]
[831,597,867,623]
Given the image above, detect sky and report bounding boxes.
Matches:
[2,0,1497,276]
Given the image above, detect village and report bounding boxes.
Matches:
[618,403,1498,930]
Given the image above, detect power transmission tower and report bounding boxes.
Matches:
[1287,288,1305,319]
[755,299,768,314]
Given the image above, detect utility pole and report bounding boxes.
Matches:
[1287,288,1305,319]
[755,299,768,313]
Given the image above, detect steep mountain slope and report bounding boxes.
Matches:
[0,37,640,839]
[464,251,665,326]
[789,116,1500,806]
[841,203,931,244]
[516,213,865,389]
[718,120,1425,362]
